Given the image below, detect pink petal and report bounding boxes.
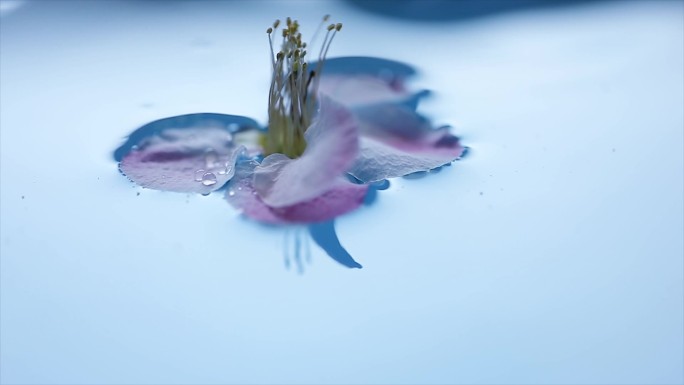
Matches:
[318,75,416,108]
[116,113,261,193]
[252,96,359,208]
[316,56,417,81]
[227,161,368,225]
[316,57,423,108]
[349,135,464,182]
[349,104,465,182]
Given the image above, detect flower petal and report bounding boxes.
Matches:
[315,57,425,108]
[318,75,424,108]
[316,56,417,80]
[116,113,261,193]
[114,113,260,162]
[227,161,368,224]
[348,104,465,182]
[253,95,359,208]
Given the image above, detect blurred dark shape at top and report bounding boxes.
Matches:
[346,0,601,21]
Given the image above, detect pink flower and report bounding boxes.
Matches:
[114,18,466,268]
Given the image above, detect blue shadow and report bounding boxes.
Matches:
[307,181,389,269]
[308,220,362,269]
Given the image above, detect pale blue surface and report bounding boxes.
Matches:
[1,1,683,384]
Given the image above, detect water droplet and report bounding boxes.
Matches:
[201,192,211,196]
[217,162,232,175]
[194,169,206,181]
[131,145,139,151]
[201,172,217,186]
[228,189,236,197]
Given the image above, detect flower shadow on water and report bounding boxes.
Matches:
[309,220,361,269]
[306,179,389,270]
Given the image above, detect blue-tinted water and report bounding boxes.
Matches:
[1,1,682,384]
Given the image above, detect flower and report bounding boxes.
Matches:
[114,17,466,268]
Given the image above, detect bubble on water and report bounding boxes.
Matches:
[201,172,217,186]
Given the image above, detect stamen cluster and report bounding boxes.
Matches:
[262,16,342,158]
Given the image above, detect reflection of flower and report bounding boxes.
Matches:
[114,17,465,268]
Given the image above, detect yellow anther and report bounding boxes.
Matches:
[265,15,343,158]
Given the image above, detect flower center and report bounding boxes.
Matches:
[261,16,342,158]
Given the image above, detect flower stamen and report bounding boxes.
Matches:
[262,15,342,158]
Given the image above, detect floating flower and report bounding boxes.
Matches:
[114,17,466,269]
